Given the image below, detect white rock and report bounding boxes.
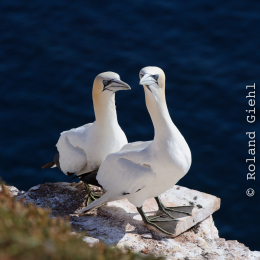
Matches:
[1,185,20,196]
[141,233,153,239]
[249,251,260,260]
[83,236,99,246]
[99,185,220,238]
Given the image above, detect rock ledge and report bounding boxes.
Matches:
[10,182,260,260]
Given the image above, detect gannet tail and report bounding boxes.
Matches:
[76,191,112,214]
[42,152,61,169]
[41,161,55,169]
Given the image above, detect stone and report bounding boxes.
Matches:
[141,233,153,239]
[95,184,220,238]
[83,236,99,246]
[14,182,259,259]
[250,251,260,260]
[16,182,87,217]
[29,185,40,191]
[1,185,20,197]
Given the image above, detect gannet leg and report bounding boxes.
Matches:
[137,206,179,235]
[84,183,102,206]
[155,196,193,218]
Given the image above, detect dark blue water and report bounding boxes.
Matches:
[1,0,259,251]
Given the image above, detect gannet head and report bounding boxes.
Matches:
[139,66,165,93]
[139,66,166,107]
[92,72,131,123]
[93,72,131,97]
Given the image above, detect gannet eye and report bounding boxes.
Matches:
[103,80,109,87]
[152,74,159,80]
[140,74,144,78]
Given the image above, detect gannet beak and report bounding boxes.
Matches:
[139,74,156,86]
[109,79,131,91]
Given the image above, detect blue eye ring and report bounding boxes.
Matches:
[103,80,109,86]
[152,74,159,80]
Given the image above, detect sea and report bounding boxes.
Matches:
[0,0,259,251]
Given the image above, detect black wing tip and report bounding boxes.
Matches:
[41,161,55,169]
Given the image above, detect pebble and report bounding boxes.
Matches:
[83,236,99,246]
[141,248,149,254]
[141,233,153,239]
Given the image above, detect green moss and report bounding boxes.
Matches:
[0,184,163,260]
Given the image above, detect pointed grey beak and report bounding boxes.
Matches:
[139,74,156,86]
[109,79,131,91]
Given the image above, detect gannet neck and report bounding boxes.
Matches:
[93,91,118,126]
[144,86,176,140]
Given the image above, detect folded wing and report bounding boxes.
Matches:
[97,152,155,196]
[56,123,92,174]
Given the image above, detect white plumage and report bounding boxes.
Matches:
[76,66,191,215]
[52,72,131,176]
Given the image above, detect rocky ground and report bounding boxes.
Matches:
[7,182,260,260]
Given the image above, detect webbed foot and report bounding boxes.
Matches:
[137,207,179,235]
[155,196,193,219]
[84,183,103,206]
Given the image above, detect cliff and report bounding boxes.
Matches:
[7,182,260,260]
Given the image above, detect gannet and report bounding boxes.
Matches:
[42,72,131,205]
[76,67,192,235]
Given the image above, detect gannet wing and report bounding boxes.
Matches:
[97,153,155,196]
[120,141,152,152]
[56,123,92,174]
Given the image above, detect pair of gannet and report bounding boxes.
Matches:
[75,67,192,235]
[42,72,131,204]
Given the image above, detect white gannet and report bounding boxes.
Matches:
[75,67,192,235]
[42,72,131,205]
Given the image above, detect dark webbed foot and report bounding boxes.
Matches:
[155,197,193,219]
[84,183,103,206]
[137,207,179,235]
